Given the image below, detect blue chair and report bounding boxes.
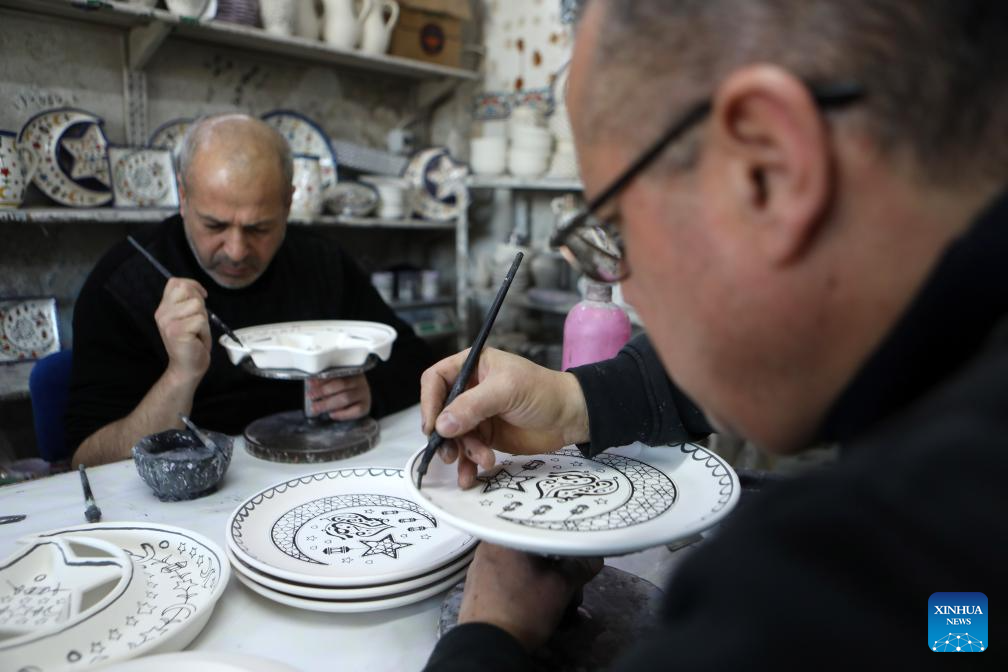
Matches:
[28,349,74,463]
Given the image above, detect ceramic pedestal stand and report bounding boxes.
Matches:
[241,356,380,463]
[438,565,665,672]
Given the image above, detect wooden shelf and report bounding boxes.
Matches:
[0,0,478,80]
[466,176,583,192]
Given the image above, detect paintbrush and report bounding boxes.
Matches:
[415,251,524,489]
[78,464,102,523]
[126,235,245,348]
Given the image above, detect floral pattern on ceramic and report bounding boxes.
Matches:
[325,181,377,217]
[17,108,113,207]
[403,147,469,221]
[108,147,179,208]
[0,131,29,208]
[0,298,59,363]
[290,153,323,219]
[261,110,339,202]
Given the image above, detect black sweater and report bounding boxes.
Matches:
[65,216,435,454]
[425,192,1008,668]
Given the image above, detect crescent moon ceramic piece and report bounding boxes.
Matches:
[261,110,340,202]
[17,108,112,207]
[406,443,740,557]
[227,468,476,587]
[403,147,469,221]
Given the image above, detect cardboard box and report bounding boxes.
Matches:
[389,0,471,68]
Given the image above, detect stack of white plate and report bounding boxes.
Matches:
[226,467,477,613]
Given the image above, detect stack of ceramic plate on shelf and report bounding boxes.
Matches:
[0,523,229,670]
[226,467,477,613]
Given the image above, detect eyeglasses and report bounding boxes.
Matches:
[549,81,867,282]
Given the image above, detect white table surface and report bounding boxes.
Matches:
[0,405,692,672]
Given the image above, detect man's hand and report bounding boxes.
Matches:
[307,374,372,421]
[154,278,211,385]
[420,348,590,488]
[459,543,603,651]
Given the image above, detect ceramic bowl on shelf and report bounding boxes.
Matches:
[219,320,397,373]
[325,180,378,217]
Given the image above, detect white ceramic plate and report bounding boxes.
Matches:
[3,523,230,671]
[108,147,179,208]
[219,320,397,373]
[234,565,467,614]
[0,536,133,645]
[17,108,113,207]
[226,544,473,600]
[147,117,194,154]
[0,297,60,363]
[98,651,299,672]
[227,468,476,587]
[403,147,469,221]
[261,110,339,202]
[406,443,739,557]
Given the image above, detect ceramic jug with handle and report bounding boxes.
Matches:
[322,0,374,50]
[294,0,321,39]
[360,0,399,55]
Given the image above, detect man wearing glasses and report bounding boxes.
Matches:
[422,0,1007,667]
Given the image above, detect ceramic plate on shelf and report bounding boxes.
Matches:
[226,544,473,600]
[0,297,59,363]
[324,180,378,217]
[234,564,467,614]
[403,147,469,221]
[99,651,300,672]
[17,108,113,207]
[4,523,230,671]
[147,117,194,155]
[261,110,339,202]
[227,467,477,587]
[108,147,179,208]
[219,319,396,373]
[406,443,739,557]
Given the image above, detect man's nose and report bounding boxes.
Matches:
[222,229,249,262]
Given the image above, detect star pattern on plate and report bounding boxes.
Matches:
[478,468,535,495]
[60,124,110,186]
[360,533,411,560]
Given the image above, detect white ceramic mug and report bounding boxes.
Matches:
[360,0,399,54]
[361,175,409,219]
[260,0,297,36]
[290,154,323,219]
[0,131,31,209]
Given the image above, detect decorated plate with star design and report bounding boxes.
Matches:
[227,468,476,587]
[4,523,229,671]
[261,110,339,203]
[17,108,113,207]
[406,442,740,557]
[403,147,469,221]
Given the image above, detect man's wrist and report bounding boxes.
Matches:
[559,372,590,446]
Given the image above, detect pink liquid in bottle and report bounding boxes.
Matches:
[562,282,632,369]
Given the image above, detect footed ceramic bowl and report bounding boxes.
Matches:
[132,429,233,501]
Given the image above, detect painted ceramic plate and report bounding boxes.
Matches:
[147,117,194,155]
[234,565,467,614]
[108,147,179,208]
[403,147,469,221]
[406,443,740,557]
[226,544,473,600]
[0,297,59,363]
[17,108,112,207]
[5,523,230,671]
[219,320,397,374]
[261,110,339,202]
[99,651,300,672]
[227,468,477,587]
[325,180,378,216]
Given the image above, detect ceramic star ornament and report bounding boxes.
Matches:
[60,124,111,186]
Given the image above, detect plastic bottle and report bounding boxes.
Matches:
[562,281,632,369]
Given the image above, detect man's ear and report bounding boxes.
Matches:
[704,65,833,265]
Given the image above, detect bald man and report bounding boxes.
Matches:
[66,114,434,467]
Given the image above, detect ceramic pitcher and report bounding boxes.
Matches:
[0,131,32,209]
[322,0,374,50]
[294,0,321,39]
[360,0,399,54]
[260,0,297,36]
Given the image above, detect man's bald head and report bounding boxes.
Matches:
[176,114,293,198]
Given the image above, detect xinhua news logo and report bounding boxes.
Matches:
[929,592,987,652]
